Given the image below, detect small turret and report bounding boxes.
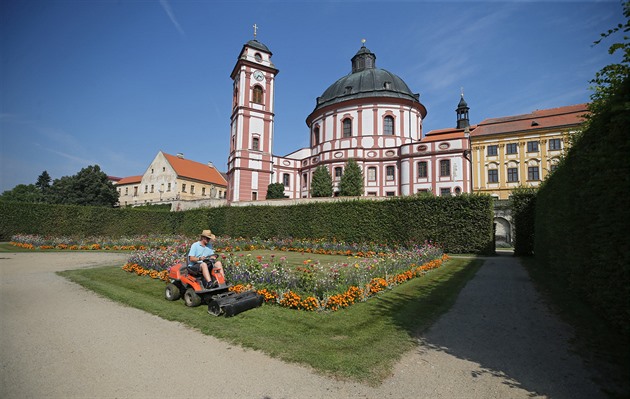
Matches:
[456,92,470,129]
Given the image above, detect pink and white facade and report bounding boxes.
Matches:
[227,39,472,202]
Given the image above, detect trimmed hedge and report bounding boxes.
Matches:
[0,194,494,254]
[510,187,537,256]
[534,78,630,336]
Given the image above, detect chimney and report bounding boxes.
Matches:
[176,153,184,159]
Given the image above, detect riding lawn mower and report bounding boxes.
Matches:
[164,262,263,317]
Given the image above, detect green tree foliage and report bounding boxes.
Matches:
[338,159,363,197]
[0,184,43,203]
[48,165,119,207]
[311,165,333,197]
[35,171,51,192]
[266,182,286,199]
[590,1,630,114]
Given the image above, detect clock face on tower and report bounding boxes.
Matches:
[253,70,264,82]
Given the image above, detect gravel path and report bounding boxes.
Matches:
[0,251,605,398]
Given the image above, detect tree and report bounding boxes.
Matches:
[48,165,119,207]
[310,165,333,197]
[266,182,286,199]
[35,170,51,201]
[0,184,42,203]
[338,159,364,197]
[590,1,630,114]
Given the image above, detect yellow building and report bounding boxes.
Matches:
[116,151,227,207]
[470,104,588,199]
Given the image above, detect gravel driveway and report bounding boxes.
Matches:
[0,251,605,398]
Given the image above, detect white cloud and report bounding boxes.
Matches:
[159,0,185,37]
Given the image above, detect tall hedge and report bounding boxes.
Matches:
[534,77,630,335]
[510,187,537,256]
[0,194,494,254]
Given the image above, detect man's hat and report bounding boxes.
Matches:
[200,229,216,240]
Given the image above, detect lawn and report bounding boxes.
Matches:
[58,255,482,384]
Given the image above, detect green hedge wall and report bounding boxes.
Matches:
[0,194,494,254]
[534,79,630,336]
[510,187,537,256]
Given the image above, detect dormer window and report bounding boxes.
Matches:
[384,82,391,89]
[344,86,353,94]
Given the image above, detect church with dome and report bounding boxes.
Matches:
[228,38,474,202]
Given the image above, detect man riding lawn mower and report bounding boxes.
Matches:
[164,230,263,317]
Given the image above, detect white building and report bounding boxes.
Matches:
[227,39,471,202]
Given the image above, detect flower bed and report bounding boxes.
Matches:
[10,234,448,312]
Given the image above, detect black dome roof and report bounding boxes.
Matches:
[246,39,270,53]
[314,45,419,111]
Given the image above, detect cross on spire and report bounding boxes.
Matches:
[253,23,258,38]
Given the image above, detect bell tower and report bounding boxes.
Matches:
[227,26,279,202]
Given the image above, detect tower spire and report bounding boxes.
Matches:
[456,90,470,129]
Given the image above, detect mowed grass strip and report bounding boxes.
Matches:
[58,255,482,384]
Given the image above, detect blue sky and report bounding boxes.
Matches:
[0,0,624,192]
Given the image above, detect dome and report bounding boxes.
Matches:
[246,39,270,53]
[314,45,419,111]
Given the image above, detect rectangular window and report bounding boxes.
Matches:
[283,173,290,187]
[386,165,395,181]
[191,185,195,194]
[528,166,540,181]
[144,185,148,194]
[202,187,206,196]
[386,191,395,196]
[125,187,128,195]
[167,183,171,192]
[252,137,260,151]
[487,145,498,156]
[367,167,376,181]
[488,169,498,183]
[302,173,308,188]
[182,184,186,192]
[134,186,138,196]
[440,160,450,177]
[507,168,519,182]
[334,167,343,180]
[550,164,559,172]
[343,119,352,138]
[384,116,394,135]
[150,185,154,193]
[549,138,562,150]
[252,192,257,201]
[440,188,451,196]
[527,141,539,152]
[506,143,518,154]
[417,161,428,178]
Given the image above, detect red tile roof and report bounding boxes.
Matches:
[117,175,142,185]
[163,153,227,186]
[472,104,588,137]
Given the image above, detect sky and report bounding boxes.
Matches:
[0,0,625,193]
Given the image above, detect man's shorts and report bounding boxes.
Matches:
[187,259,215,274]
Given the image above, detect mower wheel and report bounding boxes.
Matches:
[184,288,202,307]
[165,283,181,301]
[207,300,223,316]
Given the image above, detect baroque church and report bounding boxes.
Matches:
[227,38,472,202]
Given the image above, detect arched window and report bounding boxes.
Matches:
[384,116,394,135]
[342,119,352,138]
[252,86,263,104]
[314,127,320,146]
